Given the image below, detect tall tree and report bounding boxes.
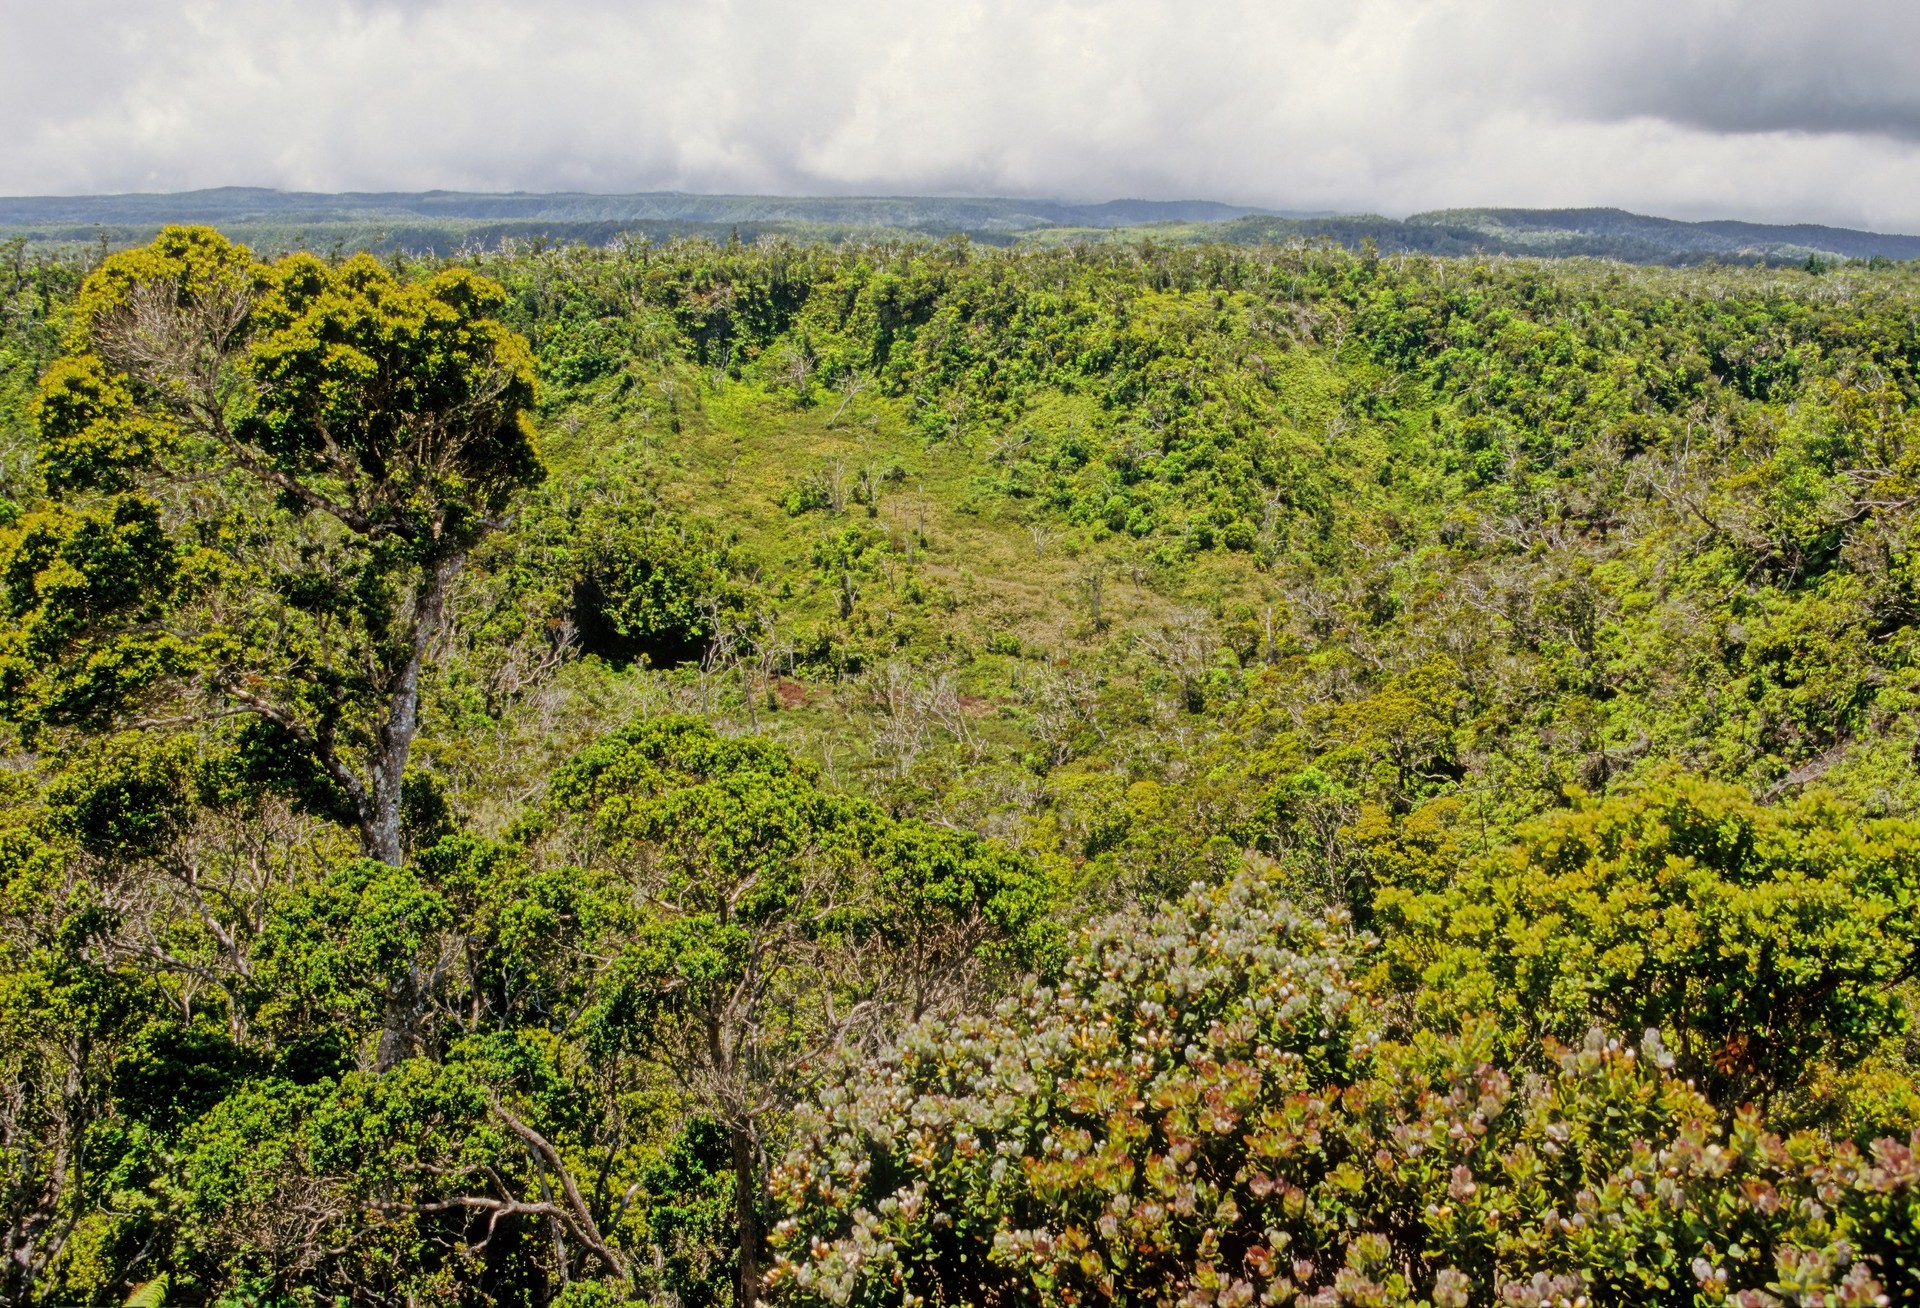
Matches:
[539,717,1055,1308]
[3,226,540,865]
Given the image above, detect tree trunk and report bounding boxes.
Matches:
[367,554,463,1070]
[364,553,464,867]
[732,1125,759,1308]
[374,974,427,1072]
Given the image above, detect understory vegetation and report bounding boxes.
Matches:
[1,229,1918,1306]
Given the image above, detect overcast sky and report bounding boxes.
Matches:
[3,0,1917,229]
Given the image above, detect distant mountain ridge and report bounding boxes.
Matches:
[0,188,1279,233]
[1176,206,1920,264]
[0,189,1914,264]
[1416,207,1920,261]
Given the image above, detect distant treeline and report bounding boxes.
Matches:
[2,188,1917,264]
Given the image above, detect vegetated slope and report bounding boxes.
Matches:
[0,188,1280,253]
[7,188,1920,264]
[1057,205,1920,264]
[0,234,1917,1305]
[463,241,1920,937]
[1415,207,1920,262]
[0,188,1274,229]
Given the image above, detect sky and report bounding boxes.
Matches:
[2,0,1917,230]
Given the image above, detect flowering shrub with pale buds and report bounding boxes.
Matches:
[767,877,1918,1308]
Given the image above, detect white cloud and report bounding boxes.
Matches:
[1,0,1916,229]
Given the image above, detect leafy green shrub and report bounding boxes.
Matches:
[767,876,1918,1307]
[569,506,749,667]
[782,473,837,516]
[539,316,629,388]
[45,732,194,860]
[1374,776,1920,1114]
[636,1116,740,1308]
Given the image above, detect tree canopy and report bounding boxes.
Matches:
[768,876,1919,1308]
[8,226,540,864]
[0,230,1918,1305]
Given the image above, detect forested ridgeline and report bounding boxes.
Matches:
[0,230,1917,1305]
[8,193,1920,263]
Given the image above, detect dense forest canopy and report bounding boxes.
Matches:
[0,228,1917,1306]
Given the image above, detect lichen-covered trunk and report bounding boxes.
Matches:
[363,552,464,867]
[369,553,463,1071]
